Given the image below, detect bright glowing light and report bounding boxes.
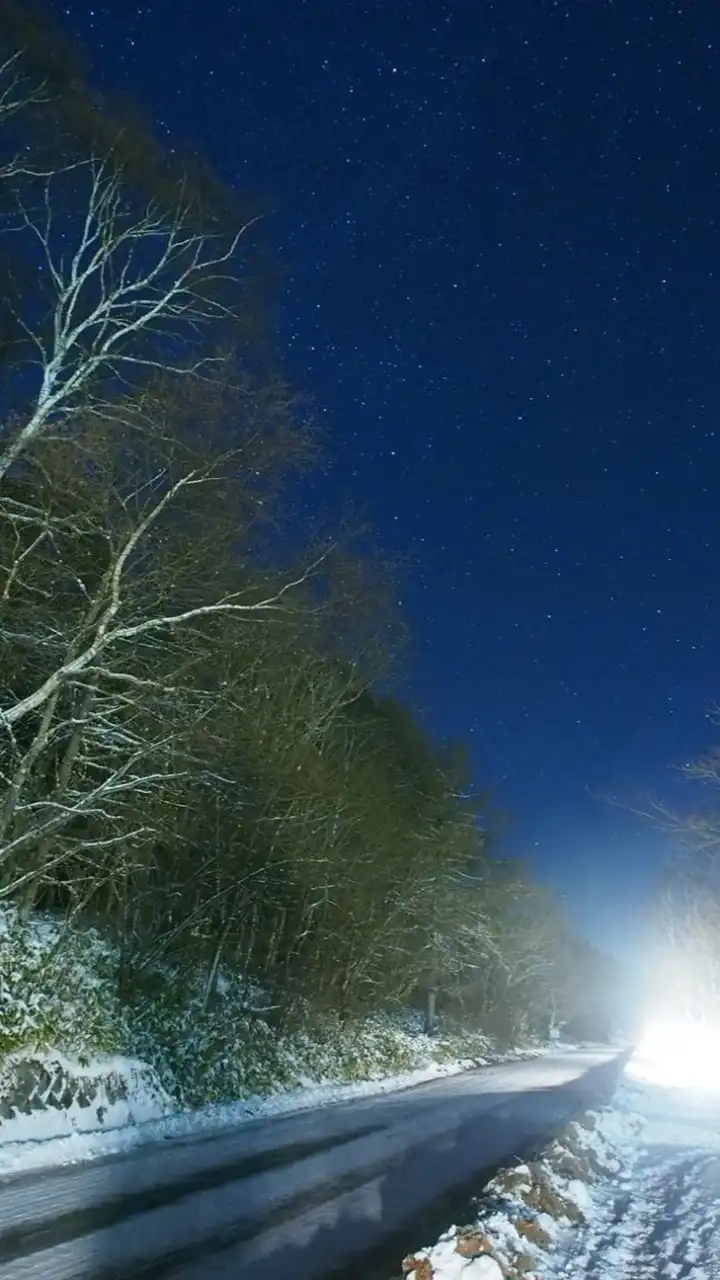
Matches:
[629,1019,720,1093]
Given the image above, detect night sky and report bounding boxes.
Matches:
[55,0,719,957]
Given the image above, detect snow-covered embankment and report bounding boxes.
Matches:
[401,1075,642,1280]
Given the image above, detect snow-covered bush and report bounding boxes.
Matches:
[0,909,127,1059]
[0,909,502,1111]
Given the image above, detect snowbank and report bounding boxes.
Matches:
[402,1086,643,1280]
[0,1050,174,1146]
[0,1049,504,1177]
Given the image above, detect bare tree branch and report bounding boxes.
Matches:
[0,154,258,479]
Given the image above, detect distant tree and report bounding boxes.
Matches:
[641,719,720,1026]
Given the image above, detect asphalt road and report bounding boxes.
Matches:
[0,1047,626,1280]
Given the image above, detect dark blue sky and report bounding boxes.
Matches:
[56,0,719,956]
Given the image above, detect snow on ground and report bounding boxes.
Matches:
[0,1050,175,1141]
[0,1054,466,1176]
[0,1046,550,1179]
[405,1053,720,1280]
[0,902,554,1178]
[542,1075,720,1280]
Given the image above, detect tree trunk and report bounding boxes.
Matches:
[201,917,232,1014]
[424,986,438,1035]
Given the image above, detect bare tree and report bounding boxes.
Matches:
[639,721,720,1025]
[0,396,322,916]
[0,44,52,125]
[0,156,260,480]
[0,50,39,135]
[650,878,720,1024]
[0,44,321,975]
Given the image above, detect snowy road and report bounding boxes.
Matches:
[0,1048,623,1280]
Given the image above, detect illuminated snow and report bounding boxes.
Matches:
[628,1020,720,1094]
